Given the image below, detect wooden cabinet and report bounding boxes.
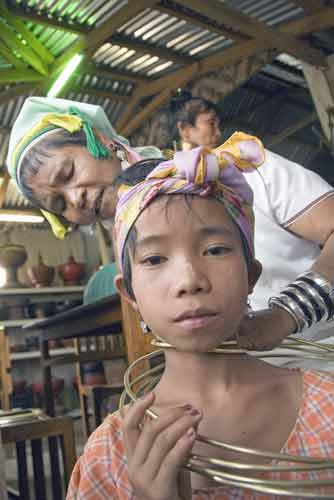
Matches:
[0,287,83,410]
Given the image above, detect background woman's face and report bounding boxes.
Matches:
[27,144,122,225]
[179,111,221,149]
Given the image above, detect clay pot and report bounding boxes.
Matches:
[0,244,27,287]
[27,253,55,288]
[57,255,85,286]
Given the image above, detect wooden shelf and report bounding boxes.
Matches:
[0,286,84,304]
[11,347,75,361]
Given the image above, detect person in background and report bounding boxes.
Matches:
[172,93,334,365]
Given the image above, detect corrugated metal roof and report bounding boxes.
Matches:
[0,0,333,209]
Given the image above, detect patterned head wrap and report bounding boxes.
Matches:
[115,131,265,272]
[7,97,161,239]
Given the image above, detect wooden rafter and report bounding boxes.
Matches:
[85,0,158,55]
[84,64,149,85]
[109,33,193,65]
[291,0,323,14]
[0,39,25,68]
[0,69,44,83]
[0,5,54,65]
[119,6,334,136]
[265,112,318,147]
[0,19,48,75]
[48,0,158,83]
[72,85,131,102]
[156,3,247,42]
[0,84,36,104]
[178,0,326,67]
[0,171,10,209]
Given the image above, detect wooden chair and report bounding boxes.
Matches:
[0,327,12,411]
[74,327,126,437]
[0,411,76,500]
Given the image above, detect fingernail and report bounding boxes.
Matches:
[182,405,200,416]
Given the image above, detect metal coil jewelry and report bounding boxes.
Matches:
[119,339,334,498]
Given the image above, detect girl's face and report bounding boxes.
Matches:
[27,144,122,225]
[117,195,258,353]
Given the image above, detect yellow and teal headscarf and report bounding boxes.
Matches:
[7,97,161,239]
[115,132,265,272]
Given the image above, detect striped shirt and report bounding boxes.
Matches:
[67,370,334,499]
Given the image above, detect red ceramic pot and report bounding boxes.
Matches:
[57,255,85,286]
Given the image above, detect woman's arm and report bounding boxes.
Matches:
[239,169,334,350]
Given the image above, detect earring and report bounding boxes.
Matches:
[246,299,255,319]
[140,320,151,334]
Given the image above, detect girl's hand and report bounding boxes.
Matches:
[123,392,201,500]
[237,306,297,351]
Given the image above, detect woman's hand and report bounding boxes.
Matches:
[237,306,297,351]
[123,392,202,500]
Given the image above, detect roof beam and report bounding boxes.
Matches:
[291,0,323,14]
[0,19,48,75]
[0,39,25,68]
[84,63,149,84]
[0,5,54,65]
[265,111,318,146]
[85,0,158,55]
[49,0,158,80]
[72,85,131,102]
[156,4,246,42]
[0,69,44,83]
[119,6,334,136]
[109,33,193,65]
[178,0,326,66]
[2,3,87,35]
[0,84,36,104]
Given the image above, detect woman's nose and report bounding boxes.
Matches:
[173,260,210,297]
[66,187,87,210]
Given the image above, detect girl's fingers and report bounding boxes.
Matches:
[123,392,155,459]
[157,426,197,489]
[139,409,202,478]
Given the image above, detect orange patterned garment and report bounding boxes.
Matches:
[67,370,334,500]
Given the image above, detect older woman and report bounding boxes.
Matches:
[6,96,162,238]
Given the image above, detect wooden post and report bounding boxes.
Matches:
[303,55,334,146]
[96,221,112,265]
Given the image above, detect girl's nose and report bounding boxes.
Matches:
[173,260,211,297]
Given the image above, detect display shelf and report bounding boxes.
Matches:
[0,286,84,303]
[11,347,75,361]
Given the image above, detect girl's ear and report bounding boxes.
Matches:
[248,259,262,294]
[114,274,139,311]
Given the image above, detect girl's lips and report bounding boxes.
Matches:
[175,313,221,331]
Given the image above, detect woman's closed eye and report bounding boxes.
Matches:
[63,162,74,182]
[204,245,231,256]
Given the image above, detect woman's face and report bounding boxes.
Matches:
[179,111,221,149]
[118,195,255,353]
[26,144,122,225]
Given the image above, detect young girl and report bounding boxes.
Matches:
[67,142,334,499]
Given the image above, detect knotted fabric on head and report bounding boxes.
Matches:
[115,131,265,272]
[7,96,161,239]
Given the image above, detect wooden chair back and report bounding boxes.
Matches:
[1,414,76,500]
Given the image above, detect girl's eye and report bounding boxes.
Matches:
[142,255,166,266]
[205,246,230,256]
